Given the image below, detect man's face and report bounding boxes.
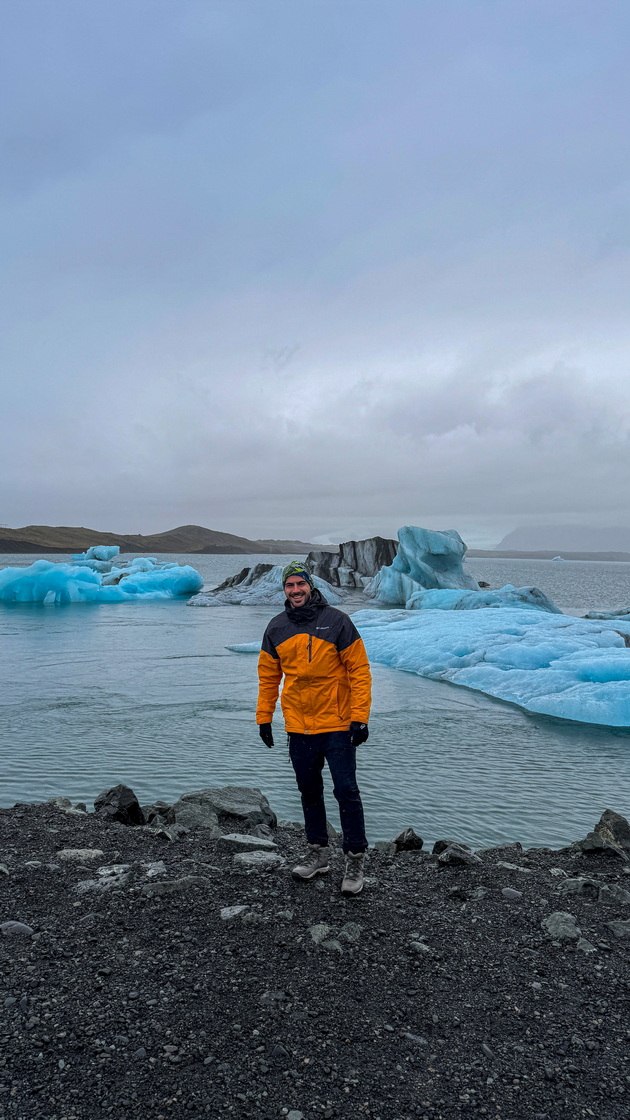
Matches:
[284,575,312,607]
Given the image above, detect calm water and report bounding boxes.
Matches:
[1,552,630,849]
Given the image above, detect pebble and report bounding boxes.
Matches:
[501,887,523,900]
[287,1112,304,1120]
[1,920,34,937]
[308,923,332,945]
[232,851,285,869]
[132,1047,147,1060]
[220,905,249,921]
[216,833,278,853]
[57,848,104,861]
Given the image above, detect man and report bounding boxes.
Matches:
[257,561,372,896]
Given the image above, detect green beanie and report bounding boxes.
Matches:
[282,561,314,588]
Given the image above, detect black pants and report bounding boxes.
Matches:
[288,730,367,853]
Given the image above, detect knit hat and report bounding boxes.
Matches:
[282,561,314,588]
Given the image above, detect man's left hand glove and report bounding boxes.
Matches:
[349,721,369,746]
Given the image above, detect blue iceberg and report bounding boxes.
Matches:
[406,585,561,613]
[72,545,121,562]
[353,607,630,727]
[365,526,479,605]
[0,557,203,604]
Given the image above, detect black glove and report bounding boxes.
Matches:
[258,723,274,748]
[349,721,369,746]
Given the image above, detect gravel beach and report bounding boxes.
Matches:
[1,793,629,1120]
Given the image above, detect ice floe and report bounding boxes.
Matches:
[353,607,630,727]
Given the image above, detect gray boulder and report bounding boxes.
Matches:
[94,784,145,826]
[392,827,423,852]
[576,809,630,861]
[170,786,276,833]
[437,843,482,867]
[542,911,580,940]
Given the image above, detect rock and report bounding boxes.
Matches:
[496,861,533,873]
[57,848,105,862]
[338,922,363,943]
[605,919,630,938]
[501,887,523,900]
[322,939,343,952]
[437,844,482,867]
[402,1032,428,1046]
[251,823,275,839]
[541,911,580,940]
[220,905,249,921]
[594,809,630,851]
[48,797,72,810]
[94,784,145,826]
[74,802,87,812]
[432,839,461,855]
[308,923,332,945]
[577,938,597,953]
[132,1047,147,1060]
[271,1043,289,1059]
[287,1110,304,1120]
[141,875,213,897]
[232,851,284,869]
[0,864,8,875]
[1,921,34,937]
[141,801,173,827]
[306,536,398,588]
[470,886,489,900]
[170,785,276,832]
[216,833,278,854]
[392,827,423,852]
[374,841,397,855]
[557,877,599,896]
[576,810,630,861]
[598,883,630,906]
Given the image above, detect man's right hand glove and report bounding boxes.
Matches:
[349,721,369,746]
[258,723,274,748]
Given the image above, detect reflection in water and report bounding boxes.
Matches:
[2,553,630,848]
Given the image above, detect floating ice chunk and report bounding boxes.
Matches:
[71,545,120,562]
[226,642,262,653]
[365,526,479,605]
[584,607,630,621]
[0,559,202,604]
[353,607,630,727]
[406,585,561,614]
[188,564,342,606]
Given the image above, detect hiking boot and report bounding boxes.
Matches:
[291,844,330,881]
[341,851,365,896]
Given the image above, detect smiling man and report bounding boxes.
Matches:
[256,560,372,895]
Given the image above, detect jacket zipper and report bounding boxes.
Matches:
[307,634,312,663]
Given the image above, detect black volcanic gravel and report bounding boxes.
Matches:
[1,801,630,1120]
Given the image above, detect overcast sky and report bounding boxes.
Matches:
[2,0,630,546]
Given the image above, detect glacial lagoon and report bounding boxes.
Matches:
[1,552,630,849]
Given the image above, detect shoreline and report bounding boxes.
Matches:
[2,790,629,1120]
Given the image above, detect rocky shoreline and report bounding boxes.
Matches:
[1,788,630,1120]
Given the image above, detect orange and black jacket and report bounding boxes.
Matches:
[256,589,372,735]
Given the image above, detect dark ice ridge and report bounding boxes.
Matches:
[2,785,630,1120]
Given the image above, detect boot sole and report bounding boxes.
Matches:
[291,866,330,880]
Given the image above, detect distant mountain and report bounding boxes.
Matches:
[496,525,630,553]
[0,524,318,555]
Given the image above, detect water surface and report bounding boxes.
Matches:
[2,552,629,848]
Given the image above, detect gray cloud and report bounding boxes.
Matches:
[1,0,630,545]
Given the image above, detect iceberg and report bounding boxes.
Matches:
[406,585,562,613]
[584,607,630,620]
[353,607,630,727]
[364,526,479,605]
[72,545,121,562]
[0,557,203,604]
[188,563,343,606]
[225,642,262,653]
